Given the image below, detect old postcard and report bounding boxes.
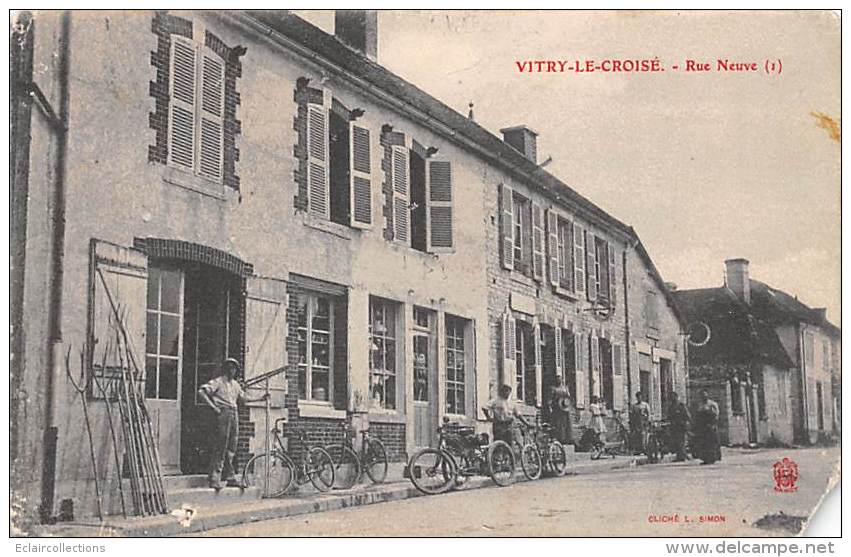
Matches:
[8,9,841,539]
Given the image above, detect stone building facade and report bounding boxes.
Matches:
[10,9,687,522]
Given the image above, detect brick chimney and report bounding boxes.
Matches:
[500,125,538,164]
[725,258,751,305]
[335,10,378,61]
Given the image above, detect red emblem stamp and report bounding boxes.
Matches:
[772,457,799,493]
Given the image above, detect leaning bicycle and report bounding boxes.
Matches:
[241,418,336,497]
[528,417,569,477]
[325,419,389,489]
[407,420,515,495]
[590,410,630,460]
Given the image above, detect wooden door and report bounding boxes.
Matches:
[144,266,184,474]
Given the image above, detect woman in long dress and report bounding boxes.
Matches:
[693,390,721,464]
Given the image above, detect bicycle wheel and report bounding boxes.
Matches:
[242,451,295,497]
[547,441,568,477]
[326,444,361,490]
[363,438,388,484]
[488,440,515,487]
[408,448,456,495]
[520,443,542,480]
[306,447,336,492]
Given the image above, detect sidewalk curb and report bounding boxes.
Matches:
[35,454,646,537]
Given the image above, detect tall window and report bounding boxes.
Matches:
[145,267,184,400]
[512,194,532,276]
[515,321,536,406]
[822,340,830,371]
[600,338,614,409]
[556,217,573,289]
[595,238,610,303]
[296,294,333,402]
[369,297,398,410]
[445,315,467,415]
[168,34,225,181]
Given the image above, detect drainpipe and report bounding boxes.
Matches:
[10,11,35,468]
[40,11,72,523]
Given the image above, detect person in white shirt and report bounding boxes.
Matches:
[483,384,530,446]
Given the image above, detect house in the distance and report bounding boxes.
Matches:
[674,259,839,446]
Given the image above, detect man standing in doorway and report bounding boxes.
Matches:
[198,358,258,489]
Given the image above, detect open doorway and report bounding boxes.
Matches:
[179,264,243,474]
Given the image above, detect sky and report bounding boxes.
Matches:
[297,10,841,323]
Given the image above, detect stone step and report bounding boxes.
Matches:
[167,485,262,510]
[163,474,210,491]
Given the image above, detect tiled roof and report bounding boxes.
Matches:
[673,279,839,368]
[243,10,633,236]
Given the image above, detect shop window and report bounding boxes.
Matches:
[296,293,333,403]
[445,315,467,415]
[369,297,399,410]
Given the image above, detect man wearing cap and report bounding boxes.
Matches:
[198,357,250,489]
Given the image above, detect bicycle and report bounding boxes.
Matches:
[590,410,630,460]
[407,419,515,495]
[645,420,670,464]
[516,421,545,480]
[528,417,569,477]
[241,418,336,497]
[325,420,389,489]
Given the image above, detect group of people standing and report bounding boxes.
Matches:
[629,388,722,465]
[483,376,723,467]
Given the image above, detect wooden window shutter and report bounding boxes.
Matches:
[307,91,329,218]
[90,241,149,399]
[349,123,372,228]
[501,312,517,386]
[553,326,564,379]
[198,49,225,181]
[244,275,289,408]
[590,334,600,398]
[546,209,559,287]
[427,159,453,251]
[533,320,542,406]
[573,331,586,408]
[168,36,197,170]
[499,184,515,270]
[608,242,617,307]
[612,344,624,411]
[391,145,410,243]
[531,202,545,282]
[585,231,598,302]
[573,223,585,294]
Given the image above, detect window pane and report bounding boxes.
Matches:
[312,331,330,367]
[383,305,395,338]
[313,297,330,331]
[158,358,179,400]
[312,370,329,401]
[297,294,309,329]
[146,313,158,355]
[370,373,385,408]
[160,269,182,313]
[385,375,396,409]
[160,314,181,357]
[384,340,396,373]
[145,357,157,399]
